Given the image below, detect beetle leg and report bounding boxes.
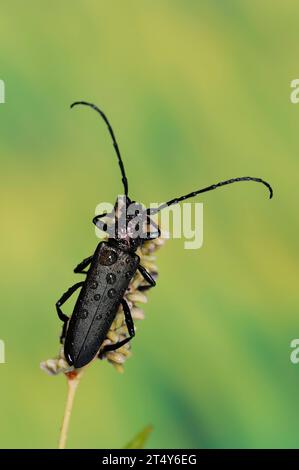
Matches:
[99,299,135,355]
[93,212,116,237]
[74,255,93,274]
[56,282,84,343]
[143,215,161,240]
[92,212,114,228]
[138,264,156,289]
[143,230,160,241]
[60,323,68,344]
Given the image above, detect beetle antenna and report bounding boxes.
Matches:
[148,176,273,214]
[70,101,129,196]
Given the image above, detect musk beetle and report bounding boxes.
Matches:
[56,101,273,369]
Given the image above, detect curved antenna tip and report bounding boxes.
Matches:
[261,179,273,199]
[70,101,84,109]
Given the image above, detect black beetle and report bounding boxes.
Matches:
[56,101,273,369]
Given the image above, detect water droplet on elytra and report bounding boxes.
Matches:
[99,247,118,266]
[90,281,98,289]
[106,273,116,284]
[125,257,131,264]
[125,271,132,279]
[80,310,88,319]
[107,288,116,299]
[96,313,102,320]
[94,294,101,301]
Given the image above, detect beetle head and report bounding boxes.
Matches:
[95,195,157,252]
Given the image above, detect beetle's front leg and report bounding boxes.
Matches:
[138,264,156,291]
[56,282,84,343]
[92,212,114,230]
[99,299,135,355]
[74,255,93,274]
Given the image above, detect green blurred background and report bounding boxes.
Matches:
[0,0,298,449]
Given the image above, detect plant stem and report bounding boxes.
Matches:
[58,371,82,449]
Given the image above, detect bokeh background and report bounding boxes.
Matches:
[0,0,298,449]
